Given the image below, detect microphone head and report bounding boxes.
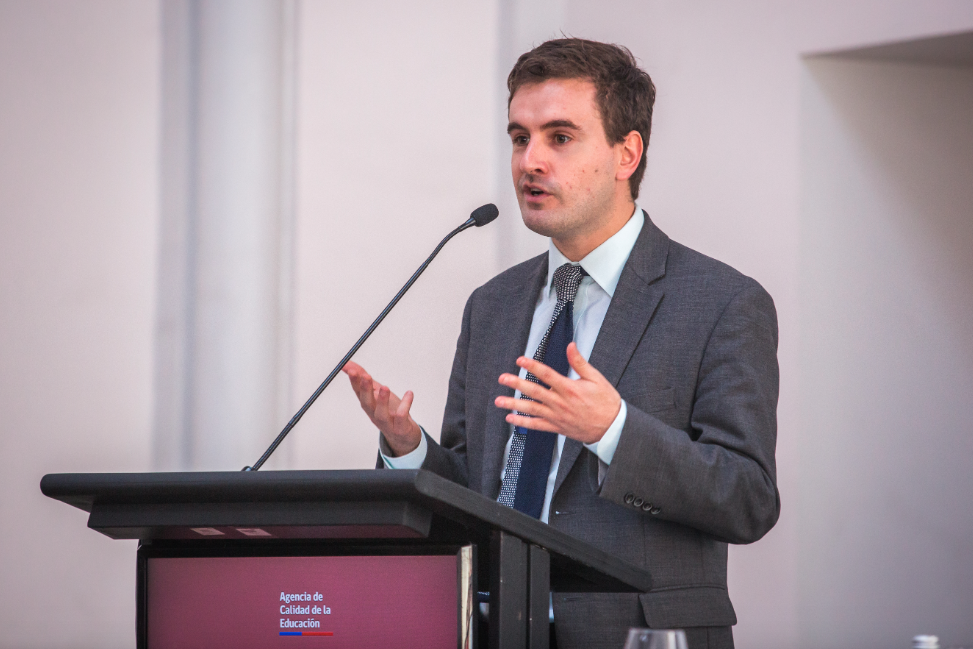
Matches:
[471,203,499,227]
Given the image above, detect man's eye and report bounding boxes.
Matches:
[512,135,529,145]
[554,134,570,144]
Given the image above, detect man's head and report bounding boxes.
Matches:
[506,39,655,260]
[508,39,656,200]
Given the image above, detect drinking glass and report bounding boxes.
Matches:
[622,628,689,649]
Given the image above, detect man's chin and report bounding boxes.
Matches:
[518,202,563,237]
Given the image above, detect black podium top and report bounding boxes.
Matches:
[41,469,651,594]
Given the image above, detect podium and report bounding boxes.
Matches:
[41,469,652,649]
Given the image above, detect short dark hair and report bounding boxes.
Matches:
[507,38,656,199]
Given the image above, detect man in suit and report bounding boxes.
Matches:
[343,39,780,649]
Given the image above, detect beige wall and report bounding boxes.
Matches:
[1,1,972,647]
[288,0,501,470]
[799,57,973,648]
[0,1,158,647]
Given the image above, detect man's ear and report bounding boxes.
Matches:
[615,130,644,182]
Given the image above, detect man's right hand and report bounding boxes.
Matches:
[342,361,422,457]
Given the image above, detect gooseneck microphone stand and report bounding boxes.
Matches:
[243,203,499,471]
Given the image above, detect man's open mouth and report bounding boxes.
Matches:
[523,184,550,198]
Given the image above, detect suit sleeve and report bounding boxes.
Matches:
[598,281,780,544]
[415,292,473,487]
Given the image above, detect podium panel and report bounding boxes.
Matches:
[140,543,473,649]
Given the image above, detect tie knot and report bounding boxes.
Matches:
[552,263,586,304]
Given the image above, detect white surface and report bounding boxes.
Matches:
[288,0,500,472]
[799,57,973,649]
[0,2,158,647]
[154,0,293,472]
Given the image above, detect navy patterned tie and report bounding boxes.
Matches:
[497,263,586,518]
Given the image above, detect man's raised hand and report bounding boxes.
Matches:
[494,342,621,444]
[342,361,422,457]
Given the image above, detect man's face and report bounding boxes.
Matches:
[507,78,622,243]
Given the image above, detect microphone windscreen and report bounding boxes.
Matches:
[471,203,499,227]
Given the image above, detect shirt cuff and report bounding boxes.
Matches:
[380,428,428,469]
[584,400,627,466]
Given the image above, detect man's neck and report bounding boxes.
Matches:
[552,200,637,262]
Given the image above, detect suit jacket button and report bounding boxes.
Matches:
[624,493,635,504]
[641,502,653,512]
[632,497,644,507]
[650,507,661,515]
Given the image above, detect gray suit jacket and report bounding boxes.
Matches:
[418,213,780,647]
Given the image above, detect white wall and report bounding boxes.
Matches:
[288,0,500,470]
[0,2,159,647]
[154,0,297,472]
[2,1,973,647]
[799,58,973,649]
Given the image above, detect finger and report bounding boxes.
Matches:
[342,361,365,377]
[342,364,361,392]
[498,374,559,404]
[359,375,376,411]
[566,342,604,381]
[352,373,371,397]
[376,384,391,417]
[397,390,414,419]
[504,412,558,433]
[494,395,551,419]
[343,362,371,394]
[515,356,571,390]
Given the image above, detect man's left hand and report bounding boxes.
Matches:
[495,342,621,444]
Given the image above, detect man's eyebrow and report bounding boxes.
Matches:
[542,119,581,131]
[507,119,583,134]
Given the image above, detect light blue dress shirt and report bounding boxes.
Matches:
[383,207,645,525]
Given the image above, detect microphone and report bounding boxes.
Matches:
[470,203,499,227]
[244,204,499,471]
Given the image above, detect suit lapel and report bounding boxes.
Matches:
[553,213,670,496]
[480,255,549,499]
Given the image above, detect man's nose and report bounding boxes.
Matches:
[519,139,547,174]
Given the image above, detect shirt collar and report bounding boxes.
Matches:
[546,205,645,298]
